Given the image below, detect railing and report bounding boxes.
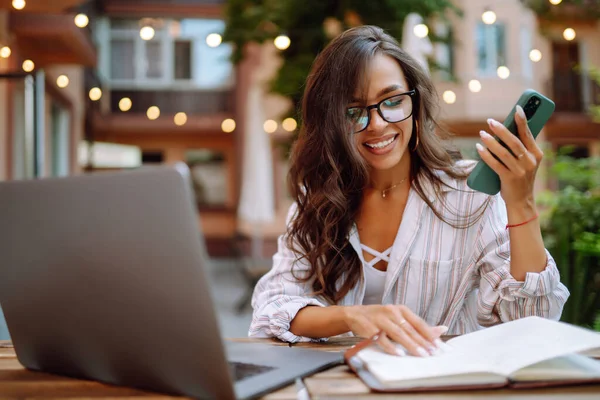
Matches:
[109,89,235,115]
[553,72,583,112]
[551,73,600,113]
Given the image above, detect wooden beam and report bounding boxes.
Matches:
[91,112,235,136]
[102,0,223,18]
[0,0,86,12]
[10,13,97,67]
[545,112,600,142]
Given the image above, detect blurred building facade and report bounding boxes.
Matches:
[0,0,100,340]
[86,0,292,256]
[0,0,598,256]
[438,0,600,165]
[0,1,95,183]
[89,0,244,255]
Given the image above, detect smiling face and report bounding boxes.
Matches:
[349,53,415,172]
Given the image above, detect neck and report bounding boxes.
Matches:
[369,153,412,192]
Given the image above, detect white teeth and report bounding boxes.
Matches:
[365,136,395,149]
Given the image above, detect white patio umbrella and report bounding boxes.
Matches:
[401,13,434,74]
[237,83,275,258]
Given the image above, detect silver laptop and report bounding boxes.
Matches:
[0,166,342,399]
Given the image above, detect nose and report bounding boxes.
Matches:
[366,108,387,133]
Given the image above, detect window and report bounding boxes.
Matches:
[50,103,70,177]
[11,79,29,180]
[104,18,233,89]
[433,22,454,81]
[520,26,533,81]
[144,40,164,79]
[110,39,135,80]
[174,40,192,80]
[552,42,583,112]
[476,22,507,75]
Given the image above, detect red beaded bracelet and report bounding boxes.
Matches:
[506,213,539,230]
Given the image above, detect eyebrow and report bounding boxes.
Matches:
[377,84,405,98]
[350,84,406,104]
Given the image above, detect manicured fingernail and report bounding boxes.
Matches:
[396,348,407,357]
[416,347,430,357]
[479,130,492,140]
[434,338,452,351]
[516,105,526,119]
[487,118,499,127]
[475,143,485,152]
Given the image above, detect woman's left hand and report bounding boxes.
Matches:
[476,105,544,207]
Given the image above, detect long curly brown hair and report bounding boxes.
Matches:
[287,25,484,305]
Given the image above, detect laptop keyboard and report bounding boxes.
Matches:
[229,361,276,382]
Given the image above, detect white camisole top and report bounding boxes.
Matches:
[361,244,391,305]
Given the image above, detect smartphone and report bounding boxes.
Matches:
[466,89,555,195]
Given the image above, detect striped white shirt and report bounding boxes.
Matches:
[249,166,570,343]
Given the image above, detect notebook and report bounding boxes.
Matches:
[344,316,600,392]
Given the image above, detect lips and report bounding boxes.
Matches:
[363,134,399,149]
[362,134,400,155]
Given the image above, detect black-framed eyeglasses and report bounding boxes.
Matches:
[346,89,417,133]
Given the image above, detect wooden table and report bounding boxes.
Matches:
[0,338,599,399]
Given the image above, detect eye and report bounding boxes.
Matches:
[383,95,404,108]
[346,107,364,121]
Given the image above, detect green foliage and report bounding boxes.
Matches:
[538,152,600,329]
[539,65,600,331]
[223,0,459,123]
[520,0,600,20]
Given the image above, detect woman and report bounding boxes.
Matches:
[249,25,569,357]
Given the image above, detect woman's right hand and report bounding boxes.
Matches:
[342,304,448,357]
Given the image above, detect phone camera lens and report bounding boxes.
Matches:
[522,97,540,120]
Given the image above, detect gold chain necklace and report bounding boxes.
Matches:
[380,177,408,198]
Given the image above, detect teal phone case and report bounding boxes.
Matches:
[466,89,555,195]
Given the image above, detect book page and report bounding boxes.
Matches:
[580,347,600,359]
[356,345,500,384]
[510,353,600,382]
[446,316,600,376]
[354,317,600,386]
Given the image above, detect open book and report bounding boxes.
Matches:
[344,316,600,392]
